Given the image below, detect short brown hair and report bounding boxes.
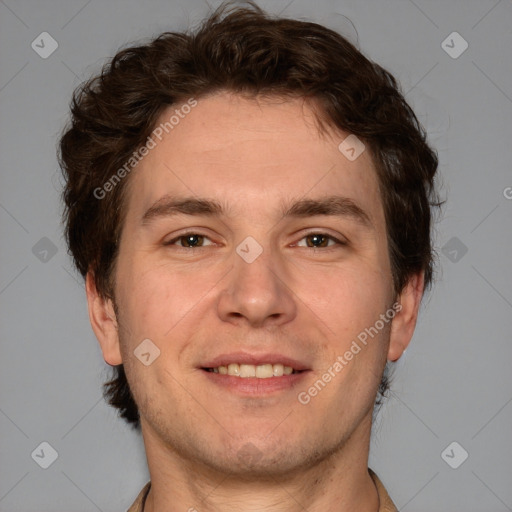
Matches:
[59,1,440,428]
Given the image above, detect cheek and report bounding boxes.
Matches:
[114,257,171,342]
[115,254,221,343]
[292,261,391,342]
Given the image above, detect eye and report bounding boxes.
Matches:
[295,233,346,248]
[165,233,215,248]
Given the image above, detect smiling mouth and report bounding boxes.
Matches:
[202,363,303,378]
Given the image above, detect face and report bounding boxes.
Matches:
[88,91,420,477]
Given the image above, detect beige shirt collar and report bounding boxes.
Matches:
[127,469,397,512]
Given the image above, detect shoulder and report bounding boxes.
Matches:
[126,482,151,512]
[369,468,398,512]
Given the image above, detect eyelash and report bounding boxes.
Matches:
[164,231,347,250]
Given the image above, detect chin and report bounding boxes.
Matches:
[195,433,336,479]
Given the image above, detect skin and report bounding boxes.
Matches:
[86,92,424,512]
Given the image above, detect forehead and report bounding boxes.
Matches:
[124,92,384,226]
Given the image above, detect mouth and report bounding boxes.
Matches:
[199,353,310,395]
[202,363,304,378]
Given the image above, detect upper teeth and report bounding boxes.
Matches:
[210,363,295,378]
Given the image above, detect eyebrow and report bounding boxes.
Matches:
[141,194,373,228]
[282,196,372,228]
[142,196,224,224]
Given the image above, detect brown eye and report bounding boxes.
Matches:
[296,233,344,249]
[180,234,204,247]
[305,234,330,248]
[166,233,214,248]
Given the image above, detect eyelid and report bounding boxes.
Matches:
[292,231,348,248]
[163,229,348,249]
[163,230,217,247]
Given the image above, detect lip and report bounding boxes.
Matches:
[201,369,310,395]
[199,352,310,371]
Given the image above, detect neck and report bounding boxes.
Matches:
[141,415,379,512]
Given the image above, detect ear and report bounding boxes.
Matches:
[85,272,123,366]
[387,272,425,362]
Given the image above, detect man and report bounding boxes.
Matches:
[59,2,439,510]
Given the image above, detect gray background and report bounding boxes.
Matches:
[1,0,511,510]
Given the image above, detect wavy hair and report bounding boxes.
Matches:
[59,1,440,428]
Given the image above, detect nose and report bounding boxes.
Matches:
[216,241,297,328]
